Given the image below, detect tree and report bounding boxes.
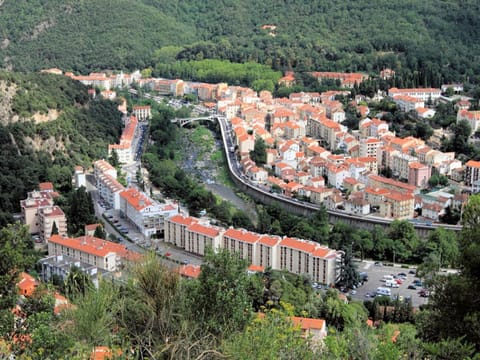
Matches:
[0,223,37,310]
[388,220,419,262]
[250,137,267,166]
[222,310,316,359]
[64,266,94,299]
[417,194,480,351]
[190,248,252,336]
[93,225,107,239]
[51,221,59,235]
[67,186,96,235]
[336,246,359,289]
[108,149,119,168]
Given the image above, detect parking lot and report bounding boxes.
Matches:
[349,260,429,307]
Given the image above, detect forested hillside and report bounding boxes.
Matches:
[0,72,123,225]
[1,0,479,85]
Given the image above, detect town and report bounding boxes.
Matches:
[11,66,480,357]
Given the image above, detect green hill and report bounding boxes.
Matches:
[0,71,123,225]
[0,0,479,84]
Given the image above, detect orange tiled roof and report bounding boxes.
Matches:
[224,228,261,244]
[176,264,201,279]
[119,188,152,211]
[187,223,220,238]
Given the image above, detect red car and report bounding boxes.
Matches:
[165,252,172,257]
[395,279,403,284]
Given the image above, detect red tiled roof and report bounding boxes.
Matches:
[224,228,261,244]
[176,264,201,279]
[187,223,220,238]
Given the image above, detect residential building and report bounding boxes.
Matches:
[256,235,282,269]
[132,105,151,121]
[164,215,198,248]
[48,234,141,272]
[457,109,480,133]
[388,87,441,102]
[119,188,178,238]
[185,222,223,256]
[465,160,480,192]
[38,254,107,288]
[379,192,415,219]
[38,206,68,242]
[408,162,431,188]
[223,228,261,264]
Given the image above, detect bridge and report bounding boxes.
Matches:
[172,115,462,237]
[172,116,216,127]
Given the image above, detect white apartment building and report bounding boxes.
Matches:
[119,188,178,238]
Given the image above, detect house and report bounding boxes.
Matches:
[175,264,201,279]
[17,272,38,297]
[344,193,370,215]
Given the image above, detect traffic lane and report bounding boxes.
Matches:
[350,262,428,307]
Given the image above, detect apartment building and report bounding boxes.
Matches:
[223,228,261,264]
[164,215,198,248]
[464,160,480,192]
[132,105,151,121]
[38,206,68,242]
[388,87,441,102]
[119,188,178,238]
[408,162,431,188]
[457,109,480,133]
[38,254,107,288]
[94,160,124,209]
[379,192,415,219]
[185,222,223,256]
[108,115,139,165]
[48,235,140,272]
[20,184,67,241]
[256,235,282,269]
[393,95,424,112]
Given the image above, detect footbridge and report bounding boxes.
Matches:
[172,115,462,237]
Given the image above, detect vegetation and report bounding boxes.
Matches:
[0,72,123,224]
[0,1,479,88]
[2,218,476,358]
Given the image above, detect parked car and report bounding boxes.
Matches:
[165,252,171,257]
[407,285,417,290]
[395,279,403,284]
[419,289,430,297]
[397,272,407,277]
[409,269,416,275]
[374,262,383,267]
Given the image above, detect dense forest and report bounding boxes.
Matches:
[1,0,480,85]
[0,72,123,225]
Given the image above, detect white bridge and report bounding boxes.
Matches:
[171,116,218,127]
